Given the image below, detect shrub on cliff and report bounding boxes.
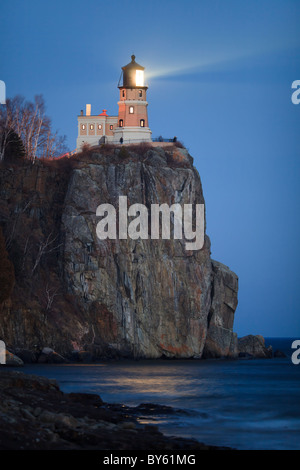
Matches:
[118,146,130,159]
[0,227,15,303]
[126,142,152,156]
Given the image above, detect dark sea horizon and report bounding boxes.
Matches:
[8,337,300,450]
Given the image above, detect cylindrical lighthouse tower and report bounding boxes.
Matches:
[113,55,152,144]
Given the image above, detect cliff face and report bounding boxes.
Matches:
[203,260,238,358]
[0,144,238,359]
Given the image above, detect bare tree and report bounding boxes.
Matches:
[4,198,34,250]
[31,232,62,275]
[21,236,30,272]
[0,118,15,161]
[0,95,68,162]
[44,282,60,311]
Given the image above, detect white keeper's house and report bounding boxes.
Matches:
[76,55,152,151]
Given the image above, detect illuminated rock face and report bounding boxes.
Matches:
[0,145,238,359]
[61,146,238,358]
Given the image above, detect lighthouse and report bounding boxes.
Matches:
[76,55,152,151]
[113,55,152,144]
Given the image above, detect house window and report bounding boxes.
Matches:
[140,119,145,127]
[129,106,134,114]
[98,124,102,130]
[110,125,113,130]
[122,90,125,98]
[82,124,86,130]
[90,124,94,130]
[119,119,123,127]
[139,90,142,98]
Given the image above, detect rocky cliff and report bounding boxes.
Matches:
[0,143,238,360]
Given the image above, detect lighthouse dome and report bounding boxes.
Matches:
[120,55,146,88]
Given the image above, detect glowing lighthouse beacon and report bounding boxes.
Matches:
[113,55,152,144]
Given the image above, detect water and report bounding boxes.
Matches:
[11,338,300,450]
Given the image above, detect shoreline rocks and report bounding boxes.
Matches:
[37,347,68,364]
[5,334,285,365]
[238,335,273,359]
[0,370,229,450]
[5,350,24,366]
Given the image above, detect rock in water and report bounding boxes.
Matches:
[274,349,286,358]
[238,335,273,358]
[0,145,239,359]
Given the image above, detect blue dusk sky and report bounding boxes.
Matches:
[1,0,299,337]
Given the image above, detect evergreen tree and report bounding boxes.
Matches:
[2,130,26,162]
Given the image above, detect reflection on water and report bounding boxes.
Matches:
[15,339,300,450]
